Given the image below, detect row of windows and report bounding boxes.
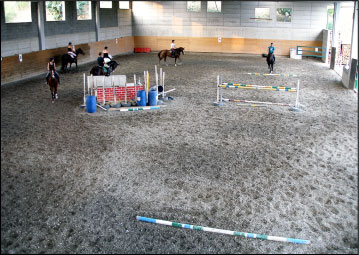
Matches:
[4,1,130,23]
[4,1,294,24]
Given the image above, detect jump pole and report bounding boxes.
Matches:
[223,98,293,107]
[81,73,86,107]
[112,75,116,104]
[134,74,137,103]
[137,216,310,244]
[162,72,165,97]
[247,73,297,77]
[102,76,105,105]
[295,80,300,109]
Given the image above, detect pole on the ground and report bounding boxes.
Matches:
[295,80,300,109]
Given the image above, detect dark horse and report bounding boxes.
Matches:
[267,53,275,73]
[61,48,85,72]
[47,70,59,102]
[90,60,119,76]
[158,47,185,66]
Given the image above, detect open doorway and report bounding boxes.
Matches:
[333,2,355,77]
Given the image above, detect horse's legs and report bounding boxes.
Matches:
[175,57,177,67]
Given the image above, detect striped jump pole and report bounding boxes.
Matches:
[220,84,297,92]
[237,104,268,107]
[137,216,310,245]
[223,98,293,107]
[247,73,297,77]
[108,106,164,112]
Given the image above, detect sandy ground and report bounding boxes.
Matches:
[1,53,358,254]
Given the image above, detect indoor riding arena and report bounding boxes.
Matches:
[1,1,358,254]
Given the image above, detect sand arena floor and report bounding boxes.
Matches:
[1,53,358,254]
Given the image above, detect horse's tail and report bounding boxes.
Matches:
[158,51,161,59]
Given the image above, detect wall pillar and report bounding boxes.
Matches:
[332,2,341,48]
[330,47,336,69]
[95,1,100,41]
[37,1,45,50]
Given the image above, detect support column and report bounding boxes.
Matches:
[37,1,45,50]
[332,2,341,48]
[350,1,358,61]
[95,1,100,41]
[330,47,336,70]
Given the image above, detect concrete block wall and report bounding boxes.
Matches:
[132,0,332,52]
[1,1,133,57]
[1,1,134,84]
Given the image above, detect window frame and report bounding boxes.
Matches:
[4,1,32,24]
[119,1,130,10]
[100,1,112,9]
[76,1,92,20]
[45,1,66,22]
[187,1,201,13]
[207,1,221,13]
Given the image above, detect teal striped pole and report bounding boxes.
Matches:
[137,216,310,244]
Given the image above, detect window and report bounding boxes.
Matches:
[119,1,129,9]
[255,8,270,21]
[46,1,65,21]
[187,1,201,12]
[4,1,32,23]
[327,6,334,30]
[276,8,292,22]
[207,1,221,13]
[77,1,92,20]
[100,1,112,8]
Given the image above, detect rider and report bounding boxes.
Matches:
[68,42,77,59]
[170,40,175,57]
[102,46,112,75]
[268,42,275,63]
[97,52,104,67]
[45,57,60,84]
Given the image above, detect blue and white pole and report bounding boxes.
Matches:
[137,216,310,245]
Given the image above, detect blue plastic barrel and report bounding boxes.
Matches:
[148,90,158,106]
[86,95,97,113]
[137,90,146,106]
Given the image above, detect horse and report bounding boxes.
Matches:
[61,48,85,72]
[90,60,119,76]
[47,70,59,102]
[158,47,185,66]
[267,53,275,73]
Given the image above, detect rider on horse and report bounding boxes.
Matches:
[268,42,275,63]
[46,57,60,84]
[102,46,113,76]
[170,40,176,57]
[68,42,77,59]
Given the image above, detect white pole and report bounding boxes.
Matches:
[217,75,220,103]
[134,74,137,103]
[103,76,105,105]
[155,65,158,86]
[163,72,165,98]
[83,73,86,106]
[89,74,93,95]
[155,65,159,96]
[125,82,127,104]
[160,68,163,85]
[147,70,149,103]
[112,75,116,104]
[94,76,96,97]
[295,80,300,109]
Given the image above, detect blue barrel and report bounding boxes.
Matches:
[148,90,158,106]
[86,95,97,113]
[137,90,146,106]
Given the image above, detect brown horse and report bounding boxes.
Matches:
[47,70,59,102]
[158,47,185,66]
